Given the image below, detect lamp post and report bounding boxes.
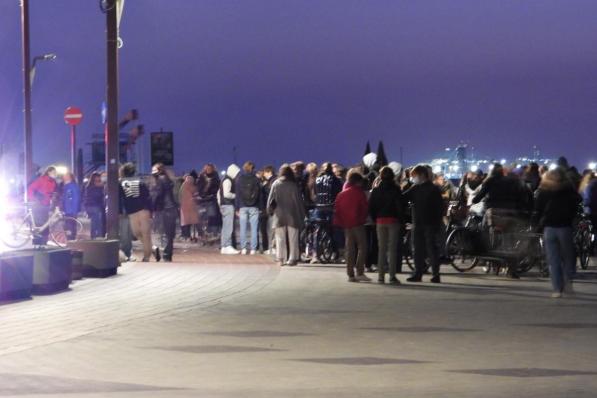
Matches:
[20,0,33,195]
[30,53,56,86]
[105,0,120,239]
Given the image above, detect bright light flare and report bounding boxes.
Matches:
[55,165,69,175]
[589,162,597,170]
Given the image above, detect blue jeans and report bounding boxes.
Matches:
[544,227,575,292]
[87,206,106,239]
[220,205,235,248]
[239,207,259,251]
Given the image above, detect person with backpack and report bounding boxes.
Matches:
[235,161,262,254]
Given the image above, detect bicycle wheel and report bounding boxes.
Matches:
[50,217,83,247]
[317,228,337,264]
[0,213,31,248]
[446,228,477,272]
[578,227,592,270]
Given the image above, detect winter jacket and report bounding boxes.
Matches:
[28,175,57,206]
[218,164,240,206]
[235,172,262,208]
[314,173,343,207]
[179,177,199,226]
[584,179,597,216]
[197,171,220,203]
[534,186,582,228]
[333,184,368,229]
[84,185,105,209]
[151,173,177,211]
[368,180,403,223]
[267,177,306,229]
[472,175,529,211]
[120,177,152,215]
[402,181,444,227]
[61,182,81,216]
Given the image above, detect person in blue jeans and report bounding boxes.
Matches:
[61,172,81,240]
[235,161,262,254]
[533,168,582,298]
[84,173,106,239]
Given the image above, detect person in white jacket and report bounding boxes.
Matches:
[218,164,241,254]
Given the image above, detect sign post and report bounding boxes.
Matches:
[64,106,83,177]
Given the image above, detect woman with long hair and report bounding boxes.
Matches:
[267,164,305,266]
[534,168,582,298]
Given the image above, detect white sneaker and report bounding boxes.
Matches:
[221,246,240,255]
[264,249,271,255]
[355,274,372,282]
[250,250,257,255]
[241,249,248,255]
[551,292,562,299]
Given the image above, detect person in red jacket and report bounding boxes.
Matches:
[27,166,58,245]
[334,171,371,282]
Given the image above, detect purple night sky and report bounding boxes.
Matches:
[1,0,596,173]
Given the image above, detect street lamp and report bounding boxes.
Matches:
[30,53,56,86]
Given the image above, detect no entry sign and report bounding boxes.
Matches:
[64,106,83,126]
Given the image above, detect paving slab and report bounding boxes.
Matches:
[0,246,595,397]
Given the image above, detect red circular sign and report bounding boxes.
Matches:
[64,106,83,126]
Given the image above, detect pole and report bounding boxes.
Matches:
[21,0,33,198]
[105,0,119,239]
[70,125,76,177]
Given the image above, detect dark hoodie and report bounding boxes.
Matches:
[533,174,581,228]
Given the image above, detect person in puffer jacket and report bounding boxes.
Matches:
[218,164,241,254]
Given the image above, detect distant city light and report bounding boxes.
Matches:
[470,165,478,172]
[549,163,558,171]
[500,159,507,165]
[589,162,597,170]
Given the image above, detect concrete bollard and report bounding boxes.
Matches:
[0,253,34,300]
[67,240,119,278]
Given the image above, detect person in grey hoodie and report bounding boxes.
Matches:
[218,164,241,254]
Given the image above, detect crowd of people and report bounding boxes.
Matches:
[25,153,597,298]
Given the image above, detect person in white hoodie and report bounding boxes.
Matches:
[218,164,241,254]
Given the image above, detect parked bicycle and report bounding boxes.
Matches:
[574,209,594,270]
[299,208,338,264]
[0,204,83,248]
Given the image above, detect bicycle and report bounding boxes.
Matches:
[0,204,83,249]
[574,211,594,270]
[299,208,338,264]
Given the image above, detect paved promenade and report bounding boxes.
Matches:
[0,246,596,397]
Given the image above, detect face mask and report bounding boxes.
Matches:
[101,176,107,183]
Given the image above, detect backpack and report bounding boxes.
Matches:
[239,174,260,206]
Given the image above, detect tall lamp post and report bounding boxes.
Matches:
[30,53,56,86]
[104,0,120,239]
[20,0,33,195]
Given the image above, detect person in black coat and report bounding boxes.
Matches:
[402,165,444,283]
[369,166,403,284]
[533,168,582,297]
